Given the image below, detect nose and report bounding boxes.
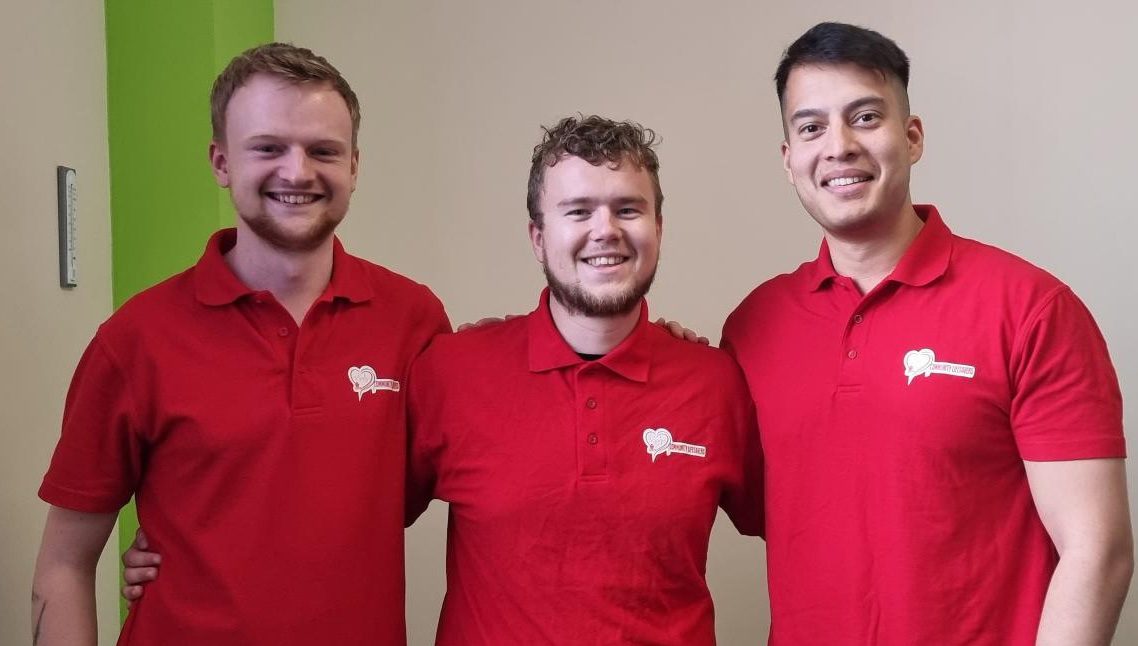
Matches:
[590,208,621,242]
[824,123,860,161]
[278,147,315,184]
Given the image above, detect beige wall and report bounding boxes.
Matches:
[1,3,119,645]
[279,0,1138,643]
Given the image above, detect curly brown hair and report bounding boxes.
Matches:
[211,42,361,146]
[527,115,662,226]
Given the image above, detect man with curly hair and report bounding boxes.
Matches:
[403,114,763,645]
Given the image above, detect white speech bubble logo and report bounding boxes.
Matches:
[903,348,936,385]
[348,365,379,401]
[643,428,673,462]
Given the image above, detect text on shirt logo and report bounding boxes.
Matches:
[348,365,400,401]
[643,428,706,462]
[902,348,976,386]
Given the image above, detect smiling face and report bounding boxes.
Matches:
[780,63,923,239]
[529,155,661,318]
[209,73,358,252]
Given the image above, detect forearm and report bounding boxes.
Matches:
[1035,545,1133,646]
[31,563,100,646]
[32,506,118,646]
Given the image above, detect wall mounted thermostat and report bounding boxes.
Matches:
[57,166,77,288]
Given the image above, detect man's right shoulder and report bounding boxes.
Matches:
[416,314,527,368]
[725,265,807,326]
[97,268,198,339]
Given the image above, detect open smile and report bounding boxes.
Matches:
[581,255,629,267]
[265,192,323,205]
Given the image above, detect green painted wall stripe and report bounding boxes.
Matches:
[104,0,273,622]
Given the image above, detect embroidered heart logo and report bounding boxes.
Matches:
[348,365,378,400]
[643,428,673,462]
[903,348,936,385]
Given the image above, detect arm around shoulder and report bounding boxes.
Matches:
[31,505,118,646]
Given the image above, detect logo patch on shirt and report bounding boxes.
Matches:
[348,365,400,401]
[903,348,976,385]
[643,428,706,462]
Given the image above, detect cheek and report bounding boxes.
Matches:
[785,153,812,184]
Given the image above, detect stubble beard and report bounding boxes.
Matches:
[238,202,342,253]
[543,260,658,318]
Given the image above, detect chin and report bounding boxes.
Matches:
[243,215,340,252]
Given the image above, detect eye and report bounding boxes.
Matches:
[853,112,881,126]
[617,207,642,218]
[311,147,340,158]
[253,143,281,154]
[566,208,590,219]
[797,123,823,140]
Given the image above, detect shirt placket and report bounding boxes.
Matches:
[249,291,301,407]
[833,278,868,389]
[575,365,608,479]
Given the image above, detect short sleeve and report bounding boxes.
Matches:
[1010,287,1125,461]
[718,363,765,537]
[404,341,446,527]
[39,334,144,512]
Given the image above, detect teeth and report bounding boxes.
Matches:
[272,193,317,204]
[828,176,870,187]
[585,256,624,266]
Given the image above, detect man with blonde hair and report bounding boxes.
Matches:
[33,42,448,645]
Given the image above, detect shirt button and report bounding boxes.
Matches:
[585,398,597,409]
[587,433,599,445]
[278,327,290,337]
[853,314,864,324]
[847,349,857,359]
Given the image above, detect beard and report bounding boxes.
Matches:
[237,208,341,253]
[543,261,657,317]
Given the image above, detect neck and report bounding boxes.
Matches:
[548,297,641,356]
[224,225,335,324]
[824,203,924,294]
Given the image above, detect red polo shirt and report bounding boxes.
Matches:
[40,229,449,646]
[407,290,763,645]
[722,205,1124,646]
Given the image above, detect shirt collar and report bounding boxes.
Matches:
[885,204,952,287]
[526,288,652,383]
[194,229,374,306]
[804,204,952,292]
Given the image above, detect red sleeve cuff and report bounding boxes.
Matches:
[38,479,128,514]
[1018,435,1127,462]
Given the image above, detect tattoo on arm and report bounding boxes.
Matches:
[32,591,46,645]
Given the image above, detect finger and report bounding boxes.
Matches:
[136,529,148,550]
[682,328,698,342]
[122,585,143,601]
[456,322,473,332]
[123,566,159,585]
[697,336,710,345]
[123,549,161,567]
[503,314,520,321]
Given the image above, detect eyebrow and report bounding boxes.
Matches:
[789,95,888,123]
[244,135,349,149]
[555,195,649,208]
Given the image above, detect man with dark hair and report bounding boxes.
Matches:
[404,114,763,645]
[32,42,448,645]
[723,21,1132,645]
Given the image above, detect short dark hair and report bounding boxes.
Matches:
[774,22,910,110]
[526,115,662,227]
[212,42,361,146]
